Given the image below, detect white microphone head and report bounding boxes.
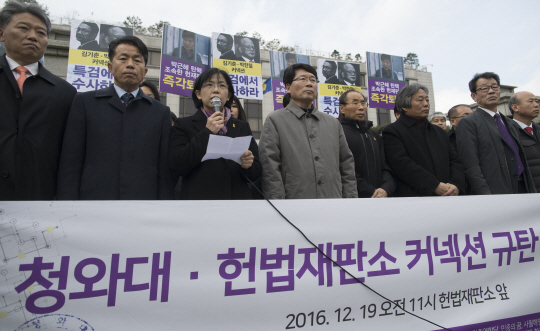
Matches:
[211,97,222,107]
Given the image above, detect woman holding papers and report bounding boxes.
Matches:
[169,68,261,199]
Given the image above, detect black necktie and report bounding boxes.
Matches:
[121,93,134,107]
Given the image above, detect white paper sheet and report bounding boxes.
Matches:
[201,135,252,164]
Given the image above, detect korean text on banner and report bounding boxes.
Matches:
[160,25,211,97]
[1,195,539,330]
[269,50,311,110]
[211,33,263,100]
[67,21,133,92]
[317,59,362,117]
[366,51,406,109]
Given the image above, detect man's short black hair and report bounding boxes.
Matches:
[381,54,391,62]
[0,0,51,36]
[339,88,362,106]
[219,33,233,45]
[282,93,291,108]
[182,30,195,40]
[324,60,337,73]
[81,21,99,37]
[283,63,317,86]
[191,68,235,110]
[108,36,148,66]
[140,80,160,102]
[448,104,469,119]
[468,72,500,93]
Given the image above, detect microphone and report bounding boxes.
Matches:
[211,97,223,135]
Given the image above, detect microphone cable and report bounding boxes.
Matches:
[243,174,452,331]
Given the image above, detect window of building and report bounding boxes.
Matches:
[376,108,391,126]
[148,51,161,67]
[243,99,263,139]
[178,96,197,118]
[54,33,70,41]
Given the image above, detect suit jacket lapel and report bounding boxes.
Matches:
[96,85,125,113]
[0,55,22,98]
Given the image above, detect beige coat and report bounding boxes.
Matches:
[259,102,358,199]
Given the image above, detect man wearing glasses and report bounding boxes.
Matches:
[447,104,472,152]
[235,37,259,63]
[339,90,395,198]
[339,63,359,86]
[259,63,357,199]
[456,72,535,194]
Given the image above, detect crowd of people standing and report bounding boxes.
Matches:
[1,1,539,202]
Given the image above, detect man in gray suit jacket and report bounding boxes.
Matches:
[456,72,534,195]
[259,63,357,199]
[57,36,173,200]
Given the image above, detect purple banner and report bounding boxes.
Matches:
[433,312,540,331]
[159,56,207,97]
[367,79,405,109]
[272,79,287,110]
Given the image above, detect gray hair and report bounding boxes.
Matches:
[508,94,518,115]
[395,83,429,114]
[428,112,446,122]
[0,0,51,36]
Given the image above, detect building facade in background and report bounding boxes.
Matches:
[46,24,436,139]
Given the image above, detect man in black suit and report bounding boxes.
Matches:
[383,84,465,197]
[322,60,339,84]
[76,22,101,52]
[216,33,236,60]
[509,91,540,192]
[457,72,534,194]
[0,1,76,200]
[57,36,173,200]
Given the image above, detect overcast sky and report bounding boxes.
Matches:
[44,0,540,113]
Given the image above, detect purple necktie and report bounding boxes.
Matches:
[494,113,523,176]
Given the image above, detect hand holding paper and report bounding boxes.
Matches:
[201,135,252,165]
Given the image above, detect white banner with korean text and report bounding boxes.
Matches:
[1,195,539,330]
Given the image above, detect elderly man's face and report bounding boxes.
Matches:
[343,64,356,83]
[340,91,367,121]
[239,38,255,60]
[0,12,48,66]
[450,106,472,128]
[216,35,230,53]
[106,27,127,43]
[513,91,540,120]
[322,62,333,78]
[403,89,430,121]
[286,68,317,104]
[431,116,447,130]
[471,77,500,110]
[76,23,94,43]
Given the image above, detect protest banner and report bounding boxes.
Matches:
[212,33,263,100]
[159,24,210,97]
[1,195,539,330]
[317,59,362,117]
[66,21,133,92]
[366,52,406,110]
[269,50,311,110]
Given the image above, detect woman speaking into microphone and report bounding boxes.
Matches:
[168,68,261,200]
